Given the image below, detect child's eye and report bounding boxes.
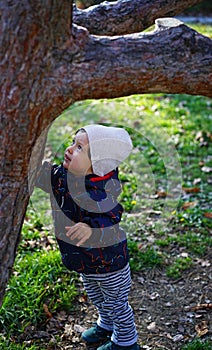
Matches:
[77,144,82,150]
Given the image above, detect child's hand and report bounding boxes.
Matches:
[65,223,92,247]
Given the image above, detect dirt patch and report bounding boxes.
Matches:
[20,258,211,349]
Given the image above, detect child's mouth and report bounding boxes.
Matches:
[64,154,71,162]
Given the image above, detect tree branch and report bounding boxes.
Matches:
[59,18,212,100]
[73,0,204,35]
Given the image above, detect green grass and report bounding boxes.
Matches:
[0,340,42,350]
[181,339,212,350]
[1,23,211,350]
[0,243,77,336]
[189,23,212,38]
[128,240,163,271]
[166,256,193,278]
[156,230,212,256]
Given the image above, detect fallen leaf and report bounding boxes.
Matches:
[204,212,212,219]
[149,292,160,300]
[201,166,212,173]
[145,210,161,215]
[165,332,173,340]
[33,331,50,339]
[43,304,53,319]
[196,258,211,267]
[147,322,156,331]
[156,191,167,198]
[57,311,68,321]
[74,324,85,333]
[46,317,63,331]
[191,304,212,311]
[72,335,80,343]
[195,131,203,140]
[195,130,212,142]
[195,321,209,337]
[193,178,201,185]
[64,324,74,337]
[182,187,200,193]
[78,295,88,303]
[137,276,145,284]
[180,252,189,258]
[127,212,142,218]
[182,201,198,210]
[172,334,184,342]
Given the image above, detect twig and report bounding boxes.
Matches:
[190,303,212,311]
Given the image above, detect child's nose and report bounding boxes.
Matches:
[67,145,73,153]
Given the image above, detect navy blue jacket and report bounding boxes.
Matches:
[36,162,129,274]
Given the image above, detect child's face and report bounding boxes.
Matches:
[63,131,93,176]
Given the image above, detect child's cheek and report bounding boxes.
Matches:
[72,158,81,170]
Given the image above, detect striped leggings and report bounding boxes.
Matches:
[81,263,138,346]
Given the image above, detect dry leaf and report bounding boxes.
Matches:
[196,258,211,267]
[196,130,212,142]
[72,335,80,343]
[204,212,212,219]
[64,324,74,337]
[149,292,160,300]
[182,201,198,210]
[182,187,200,193]
[201,166,212,173]
[137,276,145,284]
[57,311,68,321]
[74,324,85,333]
[193,178,201,185]
[195,131,203,140]
[191,304,212,311]
[147,322,156,331]
[195,320,209,337]
[155,191,168,198]
[43,304,53,319]
[172,334,184,342]
[78,295,88,303]
[180,252,189,258]
[127,212,142,218]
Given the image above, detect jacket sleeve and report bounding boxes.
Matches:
[35,161,52,193]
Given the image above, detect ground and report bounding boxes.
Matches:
[19,257,211,350]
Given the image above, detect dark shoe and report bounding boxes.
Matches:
[97,340,140,350]
[82,322,112,344]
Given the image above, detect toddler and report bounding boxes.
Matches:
[36,124,140,350]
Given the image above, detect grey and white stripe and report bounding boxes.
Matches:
[82,263,138,346]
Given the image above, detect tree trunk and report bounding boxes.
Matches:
[0,0,73,305]
[0,0,211,305]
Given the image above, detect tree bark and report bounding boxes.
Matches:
[73,0,204,35]
[68,19,212,100]
[0,0,211,305]
[0,0,73,305]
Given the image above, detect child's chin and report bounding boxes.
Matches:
[63,161,69,169]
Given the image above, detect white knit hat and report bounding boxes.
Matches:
[83,124,133,176]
